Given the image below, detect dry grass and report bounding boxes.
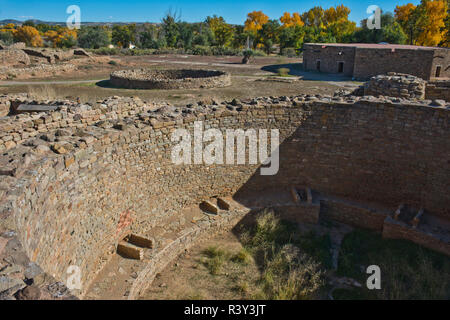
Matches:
[276,68,291,77]
[26,85,58,100]
[244,210,325,300]
[337,229,450,300]
[232,248,252,265]
[201,246,229,275]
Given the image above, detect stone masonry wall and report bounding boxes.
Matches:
[303,44,355,76]
[320,198,389,232]
[0,93,449,298]
[426,80,450,102]
[110,69,231,90]
[431,49,450,79]
[382,217,450,256]
[353,48,436,80]
[364,73,426,99]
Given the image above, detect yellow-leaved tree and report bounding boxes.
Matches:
[244,11,269,34]
[279,12,304,28]
[0,23,16,33]
[395,0,447,46]
[206,15,234,47]
[417,0,447,46]
[14,26,43,47]
[44,27,77,48]
[324,5,356,42]
[302,6,326,28]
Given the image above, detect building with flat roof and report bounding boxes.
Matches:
[303,43,450,80]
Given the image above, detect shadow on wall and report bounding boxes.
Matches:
[231,102,449,220]
[261,63,353,82]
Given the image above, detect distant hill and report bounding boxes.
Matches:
[0,19,157,26]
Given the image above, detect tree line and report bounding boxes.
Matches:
[0,1,448,55]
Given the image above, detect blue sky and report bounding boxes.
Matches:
[0,0,420,25]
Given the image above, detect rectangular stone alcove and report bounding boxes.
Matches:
[273,187,320,224]
[116,234,153,260]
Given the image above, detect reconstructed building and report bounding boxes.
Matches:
[303,43,450,80]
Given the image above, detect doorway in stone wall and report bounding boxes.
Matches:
[435,65,441,77]
[338,62,344,73]
[316,60,321,71]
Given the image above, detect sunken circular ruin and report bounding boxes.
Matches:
[110,69,231,89]
[0,93,449,300]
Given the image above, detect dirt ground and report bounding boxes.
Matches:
[0,54,361,105]
[142,230,260,300]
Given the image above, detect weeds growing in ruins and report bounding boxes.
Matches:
[276,68,291,77]
[201,246,229,275]
[231,248,252,265]
[26,85,57,100]
[194,210,328,299]
[336,229,450,300]
[240,209,326,300]
[149,211,450,300]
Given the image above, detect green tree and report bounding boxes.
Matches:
[213,23,234,47]
[139,24,167,49]
[206,15,234,47]
[279,25,305,50]
[177,22,194,48]
[230,25,252,49]
[0,31,14,45]
[441,8,450,46]
[112,25,136,48]
[395,0,447,46]
[162,11,180,48]
[303,25,336,43]
[382,21,408,44]
[353,12,407,44]
[36,23,53,33]
[258,19,280,54]
[22,20,36,27]
[59,34,77,48]
[77,27,110,49]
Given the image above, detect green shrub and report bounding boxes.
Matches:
[251,49,267,57]
[211,46,241,56]
[90,47,119,55]
[202,246,228,275]
[232,248,252,265]
[257,245,324,300]
[0,32,14,46]
[337,229,450,300]
[121,48,156,56]
[281,47,298,57]
[192,45,212,56]
[277,68,291,77]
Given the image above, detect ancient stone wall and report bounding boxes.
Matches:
[303,44,355,76]
[431,49,450,79]
[426,80,450,102]
[382,217,450,256]
[353,48,437,80]
[320,198,389,232]
[0,94,449,298]
[110,69,231,89]
[0,49,30,66]
[364,73,426,99]
[302,44,450,80]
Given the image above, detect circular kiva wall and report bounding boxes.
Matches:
[110,69,231,89]
[1,95,449,298]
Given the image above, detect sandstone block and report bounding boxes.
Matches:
[117,241,144,260]
[200,201,218,214]
[217,197,230,211]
